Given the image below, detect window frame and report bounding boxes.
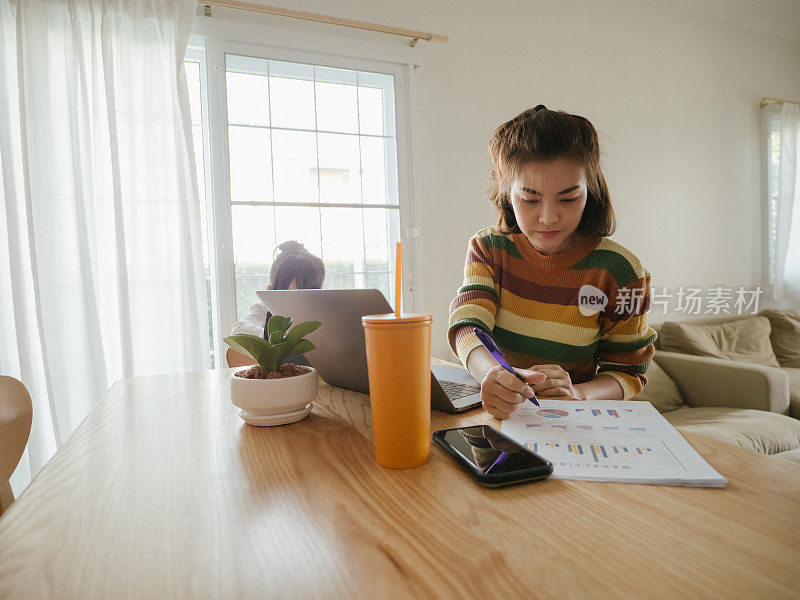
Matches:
[202,37,423,355]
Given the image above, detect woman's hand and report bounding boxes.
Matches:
[480,366,547,420]
[529,364,584,400]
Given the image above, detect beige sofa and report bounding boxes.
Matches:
[639,309,800,465]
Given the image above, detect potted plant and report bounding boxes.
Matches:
[224,314,321,426]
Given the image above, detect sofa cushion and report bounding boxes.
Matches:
[760,307,800,368]
[659,317,780,367]
[635,360,683,413]
[773,447,800,465]
[784,367,800,420]
[663,406,800,455]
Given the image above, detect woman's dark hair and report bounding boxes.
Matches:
[270,240,325,290]
[487,105,616,237]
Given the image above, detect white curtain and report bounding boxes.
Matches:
[0,0,209,495]
[774,102,800,299]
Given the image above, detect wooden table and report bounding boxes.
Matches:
[0,368,798,600]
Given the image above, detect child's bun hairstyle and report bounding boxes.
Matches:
[488,105,616,238]
[270,240,325,290]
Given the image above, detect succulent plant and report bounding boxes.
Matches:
[224,314,321,374]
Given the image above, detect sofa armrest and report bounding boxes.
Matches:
[654,351,790,414]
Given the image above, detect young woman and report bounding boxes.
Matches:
[227,240,325,367]
[448,105,656,420]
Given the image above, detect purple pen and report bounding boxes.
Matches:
[472,327,540,406]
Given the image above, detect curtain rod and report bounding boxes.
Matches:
[761,96,799,108]
[199,1,448,47]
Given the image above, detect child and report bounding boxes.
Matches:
[448,105,656,420]
[227,240,325,367]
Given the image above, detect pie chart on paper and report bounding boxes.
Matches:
[537,409,569,418]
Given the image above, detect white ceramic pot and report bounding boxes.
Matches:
[229,366,318,426]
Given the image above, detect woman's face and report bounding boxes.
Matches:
[509,158,588,255]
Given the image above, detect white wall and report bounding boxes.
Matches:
[239,0,800,359]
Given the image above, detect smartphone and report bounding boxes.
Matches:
[432,425,553,488]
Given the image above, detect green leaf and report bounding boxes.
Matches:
[256,315,320,369]
[256,345,281,373]
[285,321,321,346]
[223,335,270,362]
[290,339,316,355]
[267,315,287,337]
[267,339,298,369]
[280,317,293,334]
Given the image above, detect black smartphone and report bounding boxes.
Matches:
[432,425,553,488]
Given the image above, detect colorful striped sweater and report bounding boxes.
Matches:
[447,227,657,400]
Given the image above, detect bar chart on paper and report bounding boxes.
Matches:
[502,400,726,486]
[526,440,682,472]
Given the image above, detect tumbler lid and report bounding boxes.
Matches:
[362,313,432,324]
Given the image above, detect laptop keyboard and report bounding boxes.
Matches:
[439,380,481,401]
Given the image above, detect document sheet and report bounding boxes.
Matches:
[501,400,726,486]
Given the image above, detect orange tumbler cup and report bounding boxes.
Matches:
[362,313,432,469]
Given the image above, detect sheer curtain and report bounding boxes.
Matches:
[0,0,209,494]
[774,102,800,299]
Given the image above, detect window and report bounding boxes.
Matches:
[223,54,400,320]
[185,39,416,363]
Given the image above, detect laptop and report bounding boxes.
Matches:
[255,289,483,413]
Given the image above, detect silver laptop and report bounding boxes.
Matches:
[255,289,482,413]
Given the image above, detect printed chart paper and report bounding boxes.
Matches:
[501,400,726,486]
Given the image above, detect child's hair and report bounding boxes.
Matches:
[487,105,616,237]
[270,240,325,290]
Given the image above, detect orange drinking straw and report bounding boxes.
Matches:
[395,241,402,317]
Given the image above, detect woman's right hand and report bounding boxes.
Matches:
[480,366,546,420]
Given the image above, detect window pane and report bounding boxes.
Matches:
[364,208,389,271]
[365,271,390,303]
[272,130,318,203]
[315,81,358,134]
[232,205,275,318]
[357,86,383,136]
[318,133,360,204]
[360,137,398,206]
[229,126,272,203]
[321,207,365,278]
[324,270,356,290]
[226,72,269,127]
[269,59,314,80]
[185,61,202,125]
[227,54,268,75]
[274,205,322,258]
[315,65,356,85]
[270,77,315,130]
[358,71,395,137]
[232,205,276,266]
[235,273,269,321]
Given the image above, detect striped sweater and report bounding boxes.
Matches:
[447,227,657,400]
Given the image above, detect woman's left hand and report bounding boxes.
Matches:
[528,364,584,400]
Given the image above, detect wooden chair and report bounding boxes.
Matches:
[226,347,257,368]
[0,376,33,515]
